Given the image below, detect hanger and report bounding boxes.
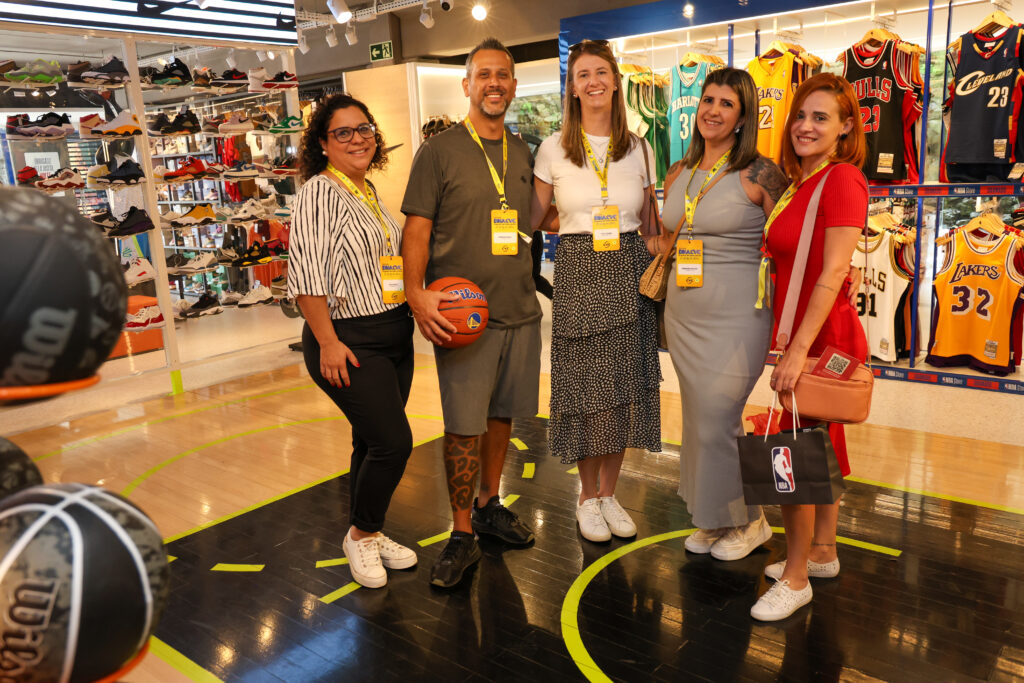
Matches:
[936,214,1007,245]
[948,10,1016,50]
[680,52,725,67]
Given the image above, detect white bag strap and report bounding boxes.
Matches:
[765,391,800,443]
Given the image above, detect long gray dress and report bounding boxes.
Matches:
[662,166,772,529]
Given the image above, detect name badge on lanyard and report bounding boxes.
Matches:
[676,239,704,287]
[592,205,621,251]
[491,209,519,255]
[380,255,405,304]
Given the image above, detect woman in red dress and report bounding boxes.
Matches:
[752,73,869,621]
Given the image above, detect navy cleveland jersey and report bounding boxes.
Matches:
[945,25,1024,164]
[843,41,922,181]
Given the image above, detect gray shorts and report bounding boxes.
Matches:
[434,321,541,436]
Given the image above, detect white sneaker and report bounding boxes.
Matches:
[343,529,386,588]
[710,514,772,561]
[765,557,840,581]
[93,110,142,137]
[685,528,727,554]
[599,496,636,538]
[78,113,103,139]
[159,210,182,227]
[238,284,273,307]
[750,579,813,621]
[178,252,217,272]
[229,199,265,222]
[376,534,417,569]
[219,113,254,134]
[124,306,165,332]
[219,291,243,306]
[124,257,155,286]
[247,67,270,92]
[576,498,611,542]
[173,299,192,319]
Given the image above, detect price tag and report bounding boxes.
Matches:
[491,209,518,255]
[676,239,704,288]
[380,255,405,304]
[1008,163,1024,180]
[591,205,620,252]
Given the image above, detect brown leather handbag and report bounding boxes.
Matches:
[773,167,874,424]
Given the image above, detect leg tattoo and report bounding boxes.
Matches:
[444,435,480,512]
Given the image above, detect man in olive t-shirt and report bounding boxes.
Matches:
[402,37,541,589]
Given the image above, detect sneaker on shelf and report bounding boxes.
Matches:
[599,495,637,538]
[265,239,288,259]
[166,110,201,136]
[78,113,104,138]
[235,243,273,267]
[81,56,129,84]
[93,110,142,137]
[709,513,772,561]
[764,557,841,581]
[152,58,192,86]
[271,155,299,176]
[201,116,225,135]
[250,112,277,131]
[17,112,73,137]
[575,498,611,542]
[138,66,159,85]
[5,114,29,135]
[263,71,298,89]
[750,579,813,621]
[35,168,84,191]
[6,58,63,83]
[246,67,270,92]
[186,291,223,317]
[151,165,173,183]
[238,284,273,306]
[219,291,243,306]
[228,198,265,222]
[87,208,118,230]
[204,162,228,179]
[0,59,16,78]
[165,253,189,273]
[172,299,192,319]
[16,165,39,185]
[147,113,171,136]
[429,531,481,588]
[85,163,113,189]
[270,275,287,292]
[108,158,146,185]
[164,156,207,182]
[66,60,91,82]
[223,162,260,180]
[192,67,214,88]
[160,210,183,228]
[471,495,534,545]
[108,207,155,237]
[259,197,280,215]
[268,115,306,135]
[342,528,386,589]
[172,204,218,227]
[124,306,165,332]
[124,257,156,286]
[250,161,273,177]
[213,68,246,87]
[215,247,239,265]
[213,207,232,223]
[218,114,254,135]
[178,252,218,272]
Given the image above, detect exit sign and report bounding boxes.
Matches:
[369,41,394,62]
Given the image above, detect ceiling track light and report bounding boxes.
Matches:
[196,0,215,8]
[327,0,352,23]
[419,0,434,28]
[298,31,311,54]
[345,20,358,45]
[225,49,237,68]
[325,24,339,47]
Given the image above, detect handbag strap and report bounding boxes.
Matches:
[775,167,834,349]
[639,135,663,238]
[656,162,730,262]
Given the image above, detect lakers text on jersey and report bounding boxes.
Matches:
[747,52,796,163]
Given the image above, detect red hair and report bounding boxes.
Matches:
[780,73,865,182]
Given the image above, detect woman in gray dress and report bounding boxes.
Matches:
[658,68,787,560]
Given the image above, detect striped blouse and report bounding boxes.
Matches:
[287,174,404,319]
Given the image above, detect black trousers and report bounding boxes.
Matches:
[302,305,415,533]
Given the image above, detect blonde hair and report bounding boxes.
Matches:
[560,40,634,167]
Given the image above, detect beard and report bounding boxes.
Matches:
[474,90,511,119]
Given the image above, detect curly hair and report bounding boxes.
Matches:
[298,94,388,181]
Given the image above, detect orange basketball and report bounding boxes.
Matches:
[427,276,489,349]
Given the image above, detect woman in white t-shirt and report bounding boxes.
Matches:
[531,39,662,543]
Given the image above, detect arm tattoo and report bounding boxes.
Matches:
[443,434,480,512]
[746,156,789,202]
[814,283,837,292]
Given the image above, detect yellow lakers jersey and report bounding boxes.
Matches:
[747,52,796,163]
[926,229,1024,375]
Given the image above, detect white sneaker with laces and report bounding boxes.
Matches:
[764,557,840,581]
[599,495,636,538]
[124,257,155,286]
[343,529,386,588]
[178,252,217,272]
[750,579,813,621]
[685,528,727,554]
[376,534,417,569]
[576,497,611,542]
[238,285,273,307]
[710,514,772,561]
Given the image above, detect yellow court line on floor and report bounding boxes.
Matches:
[418,530,452,547]
[535,413,550,419]
[502,494,520,507]
[522,463,535,479]
[170,369,185,396]
[567,466,579,475]
[316,558,349,568]
[846,475,1024,517]
[167,555,177,563]
[320,582,361,604]
[510,438,528,451]
[149,636,224,683]
[211,563,264,572]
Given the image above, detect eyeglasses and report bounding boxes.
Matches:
[326,122,376,143]
[568,39,610,53]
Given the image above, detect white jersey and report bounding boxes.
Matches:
[855,230,911,362]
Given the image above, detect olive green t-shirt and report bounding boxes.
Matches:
[401,123,541,329]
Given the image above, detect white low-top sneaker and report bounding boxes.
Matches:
[764,557,840,581]
[343,529,386,588]
[576,497,611,542]
[750,579,813,621]
[685,528,727,553]
[599,495,636,538]
[124,257,155,286]
[710,514,772,561]
[376,534,417,570]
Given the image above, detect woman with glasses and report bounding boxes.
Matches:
[531,39,661,543]
[289,94,418,588]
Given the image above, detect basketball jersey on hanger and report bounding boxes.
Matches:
[669,62,718,164]
[855,230,911,362]
[927,228,1024,375]
[747,51,796,163]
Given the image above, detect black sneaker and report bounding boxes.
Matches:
[87,208,118,229]
[471,495,535,545]
[430,532,481,588]
[108,206,154,237]
[166,253,188,272]
[139,66,159,84]
[213,68,246,86]
[165,111,200,136]
[152,58,192,86]
[186,292,223,317]
[108,158,145,185]
[81,56,129,83]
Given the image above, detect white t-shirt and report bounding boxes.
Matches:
[533,131,655,235]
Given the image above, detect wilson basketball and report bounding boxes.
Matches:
[0,437,43,500]
[0,483,169,682]
[0,187,127,390]
[427,277,489,349]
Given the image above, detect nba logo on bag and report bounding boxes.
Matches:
[772,447,796,493]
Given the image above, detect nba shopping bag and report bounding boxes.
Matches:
[736,395,845,505]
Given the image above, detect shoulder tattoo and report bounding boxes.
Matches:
[746,156,788,202]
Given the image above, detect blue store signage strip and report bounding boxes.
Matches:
[0,0,297,46]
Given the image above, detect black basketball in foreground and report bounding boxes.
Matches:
[0,483,169,682]
[0,187,127,388]
[0,438,43,501]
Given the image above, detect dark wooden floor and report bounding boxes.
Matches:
[159,417,1024,682]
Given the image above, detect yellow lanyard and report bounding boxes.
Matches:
[581,131,613,202]
[683,151,730,237]
[464,118,509,209]
[755,159,832,309]
[327,163,394,256]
